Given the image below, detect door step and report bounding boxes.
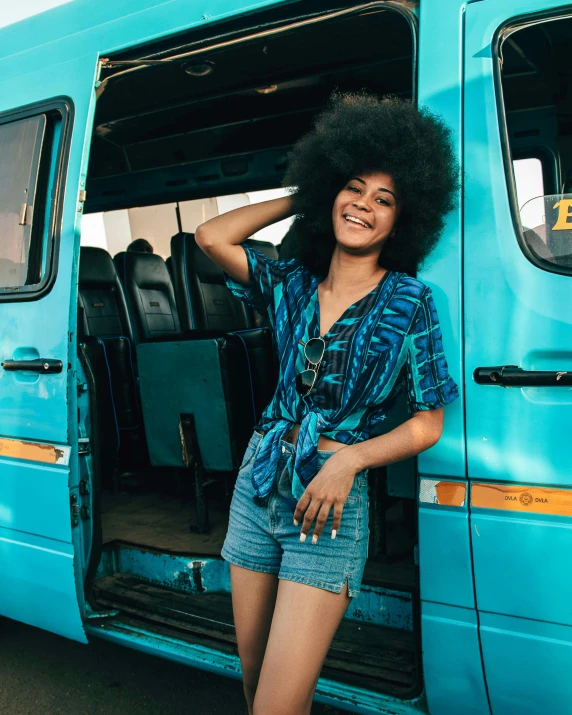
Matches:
[93,573,419,696]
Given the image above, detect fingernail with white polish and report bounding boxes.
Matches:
[293,518,299,526]
[300,532,307,543]
[331,529,337,540]
[312,535,318,545]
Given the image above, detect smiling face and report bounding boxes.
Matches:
[331,171,400,258]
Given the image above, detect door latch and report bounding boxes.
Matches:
[474,365,571,387]
[70,494,80,527]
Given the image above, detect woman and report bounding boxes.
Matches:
[196,93,459,715]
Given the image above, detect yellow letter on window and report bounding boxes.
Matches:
[552,199,572,230]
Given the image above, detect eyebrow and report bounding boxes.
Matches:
[351,176,397,201]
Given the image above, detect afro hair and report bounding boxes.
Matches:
[282,92,459,276]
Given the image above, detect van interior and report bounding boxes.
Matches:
[78,2,421,698]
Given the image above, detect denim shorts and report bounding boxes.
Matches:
[221,430,370,598]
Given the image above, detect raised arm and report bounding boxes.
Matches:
[194,196,295,285]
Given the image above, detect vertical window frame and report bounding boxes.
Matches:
[0,97,73,302]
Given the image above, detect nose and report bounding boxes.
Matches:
[352,196,371,212]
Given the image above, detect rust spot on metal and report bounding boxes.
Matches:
[435,481,466,507]
[0,438,60,464]
[472,483,572,516]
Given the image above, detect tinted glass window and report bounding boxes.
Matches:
[500,17,572,274]
[0,115,46,287]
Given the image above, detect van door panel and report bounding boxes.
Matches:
[465,2,572,713]
[0,54,98,642]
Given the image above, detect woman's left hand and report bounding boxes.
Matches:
[294,447,362,544]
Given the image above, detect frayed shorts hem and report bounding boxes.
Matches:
[221,548,280,576]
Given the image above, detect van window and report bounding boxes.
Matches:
[0,115,47,288]
[81,188,293,257]
[500,18,572,272]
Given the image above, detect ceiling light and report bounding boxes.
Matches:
[182,60,215,77]
[255,85,278,95]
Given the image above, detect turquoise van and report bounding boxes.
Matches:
[1,1,571,713]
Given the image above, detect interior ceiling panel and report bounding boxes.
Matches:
[87,4,414,207]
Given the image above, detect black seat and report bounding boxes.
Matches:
[170,232,278,331]
[115,251,181,343]
[79,247,145,473]
[79,247,133,340]
[119,236,278,532]
[169,230,278,455]
[79,247,139,427]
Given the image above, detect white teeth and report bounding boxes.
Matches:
[344,215,369,228]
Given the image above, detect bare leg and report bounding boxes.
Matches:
[253,579,351,715]
[230,564,279,715]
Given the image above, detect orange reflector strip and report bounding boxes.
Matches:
[471,483,572,516]
[435,482,467,507]
[419,480,467,507]
[0,438,64,465]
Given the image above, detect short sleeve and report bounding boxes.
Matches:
[404,287,459,413]
[223,244,302,322]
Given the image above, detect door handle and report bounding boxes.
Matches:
[474,365,571,387]
[2,358,63,374]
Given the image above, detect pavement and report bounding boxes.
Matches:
[0,617,346,715]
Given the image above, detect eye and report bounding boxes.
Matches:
[376,197,390,206]
[347,185,360,193]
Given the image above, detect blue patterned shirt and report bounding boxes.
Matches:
[224,245,459,501]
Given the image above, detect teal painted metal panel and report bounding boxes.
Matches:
[422,602,490,715]
[0,460,73,542]
[472,509,572,625]
[418,488,475,609]
[416,0,465,481]
[465,2,572,713]
[417,2,485,712]
[0,0,297,82]
[136,339,234,470]
[480,612,572,715]
[0,525,83,640]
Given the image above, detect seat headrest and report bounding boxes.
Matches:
[125,251,172,289]
[171,233,278,283]
[79,247,117,285]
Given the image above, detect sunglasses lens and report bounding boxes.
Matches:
[305,338,325,365]
[296,369,315,396]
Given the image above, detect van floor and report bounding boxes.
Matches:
[101,489,227,555]
[100,489,416,590]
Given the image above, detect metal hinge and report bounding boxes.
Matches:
[77,190,87,213]
[78,437,90,455]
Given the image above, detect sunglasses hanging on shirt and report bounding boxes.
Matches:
[296,337,326,396]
